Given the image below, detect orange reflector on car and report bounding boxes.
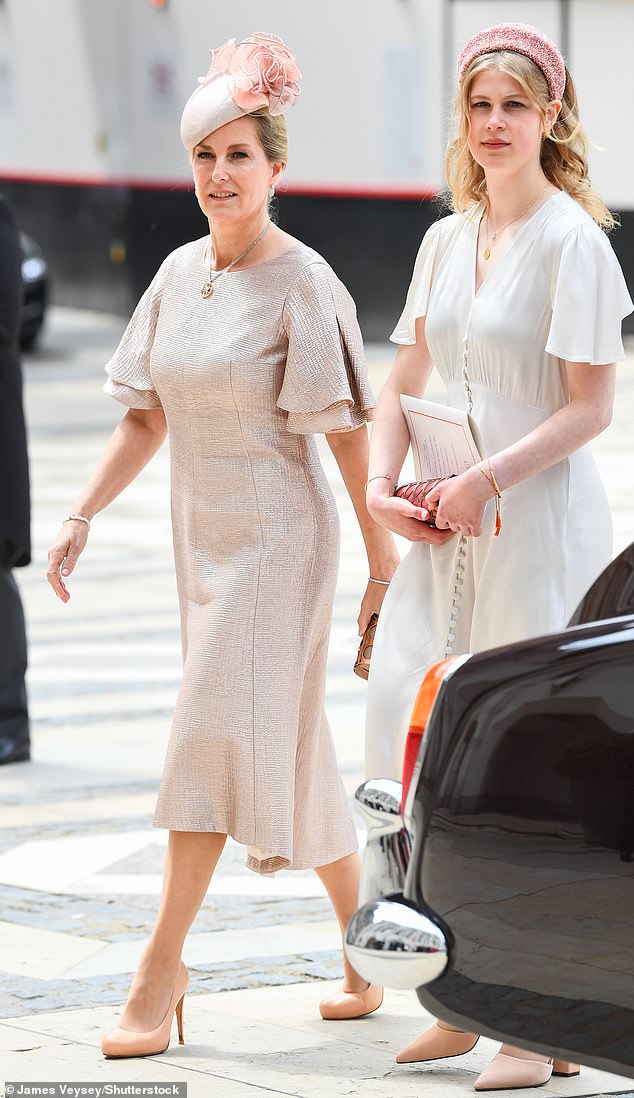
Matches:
[401,656,463,811]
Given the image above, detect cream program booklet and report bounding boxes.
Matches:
[399,394,485,480]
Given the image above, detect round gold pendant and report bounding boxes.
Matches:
[483,247,491,261]
[201,281,214,299]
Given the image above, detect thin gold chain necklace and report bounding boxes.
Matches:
[483,183,551,261]
[201,221,271,298]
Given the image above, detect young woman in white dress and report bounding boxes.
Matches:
[364,22,632,1092]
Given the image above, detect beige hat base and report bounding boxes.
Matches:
[180,74,246,149]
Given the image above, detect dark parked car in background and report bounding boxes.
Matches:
[347,542,634,1081]
[20,232,48,350]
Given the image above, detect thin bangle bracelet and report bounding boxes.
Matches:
[64,514,91,529]
[365,474,393,491]
[478,463,502,537]
[369,577,390,586]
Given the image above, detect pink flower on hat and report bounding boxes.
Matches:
[200,31,301,116]
[203,38,238,82]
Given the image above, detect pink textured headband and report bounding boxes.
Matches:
[457,22,566,101]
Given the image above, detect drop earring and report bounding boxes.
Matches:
[268,185,275,199]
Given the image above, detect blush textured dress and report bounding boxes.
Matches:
[366,191,633,780]
[105,239,374,874]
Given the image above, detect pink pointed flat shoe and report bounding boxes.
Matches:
[396,1019,479,1064]
[101,962,189,1059]
[474,1045,580,1091]
[319,981,383,1020]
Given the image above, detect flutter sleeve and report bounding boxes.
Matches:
[390,219,444,345]
[104,254,173,408]
[545,222,633,364]
[279,261,375,434]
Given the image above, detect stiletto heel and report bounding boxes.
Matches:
[552,1059,580,1076]
[175,993,185,1045]
[101,962,189,1059]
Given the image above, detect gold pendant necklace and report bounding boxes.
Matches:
[201,221,271,297]
[483,183,551,261]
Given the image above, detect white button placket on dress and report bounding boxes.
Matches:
[443,338,473,659]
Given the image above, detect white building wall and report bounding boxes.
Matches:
[0,0,632,206]
[571,0,634,208]
[124,0,444,190]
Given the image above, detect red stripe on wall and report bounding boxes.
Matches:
[0,168,439,201]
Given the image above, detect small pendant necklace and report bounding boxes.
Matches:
[201,221,271,298]
[482,183,551,261]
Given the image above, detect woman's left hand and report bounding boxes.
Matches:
[425,466,492,537]
[358,568,398,636]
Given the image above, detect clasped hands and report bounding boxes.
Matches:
[367,465,493,542]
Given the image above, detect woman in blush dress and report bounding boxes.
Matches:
[47,33,399,1059]
[364,22,632,1092]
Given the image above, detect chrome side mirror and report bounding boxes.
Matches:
[345,895,449,990]
[355,779,413,904]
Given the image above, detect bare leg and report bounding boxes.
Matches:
[118,831,227,1031]
[315,851,367,992]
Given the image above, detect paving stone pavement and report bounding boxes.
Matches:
[0,308,633,1097]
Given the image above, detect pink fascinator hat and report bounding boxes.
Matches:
[458,23,566,101]
[180,31,301,150]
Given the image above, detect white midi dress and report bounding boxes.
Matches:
[366,191,633,781]
[104,239,374,874]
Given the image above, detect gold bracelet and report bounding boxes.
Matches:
[478,463,502,537]
[365,474,393,491]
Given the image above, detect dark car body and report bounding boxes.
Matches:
[347,543,634,1081]
[20,232,48,350]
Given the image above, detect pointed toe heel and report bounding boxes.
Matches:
[101,963,189,1059]
[396,1020,479,1064]
[319,982,383,1020]
[474,1048,579,1091]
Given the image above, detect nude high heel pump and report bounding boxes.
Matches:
[319,981,383,1020]
[101,962,189,1059]
[474,1045,580,1091]
[396,1020,479,1064]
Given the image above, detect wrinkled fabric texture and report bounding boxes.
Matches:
[366,191,633,781]
[0,195,30,570]
[105,240,373,873]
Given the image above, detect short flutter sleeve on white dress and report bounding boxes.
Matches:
[546,221,634,364]
[104,255,173,408]
[390,219,445,344]
[279,261,375,434]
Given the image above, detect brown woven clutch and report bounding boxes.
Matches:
[353,612,379,680]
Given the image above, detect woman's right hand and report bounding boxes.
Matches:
[46,519,90,603]
[366,491,456,544]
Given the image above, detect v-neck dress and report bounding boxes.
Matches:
[366,192,633,780]
[104,238,374,874]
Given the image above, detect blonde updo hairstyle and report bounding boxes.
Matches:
[445,51,615,229]
[251,109,287,217]
[250,107,288,166]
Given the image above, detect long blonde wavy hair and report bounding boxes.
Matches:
[445,51,615,230]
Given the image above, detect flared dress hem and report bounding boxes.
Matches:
[152,810,358,876]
